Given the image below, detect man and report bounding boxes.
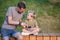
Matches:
[1,2,26,40]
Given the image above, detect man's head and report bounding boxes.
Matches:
[17,2,26,13]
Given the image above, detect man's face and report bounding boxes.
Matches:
[18,7,26,13]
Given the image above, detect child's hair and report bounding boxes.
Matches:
[28,10,36,19]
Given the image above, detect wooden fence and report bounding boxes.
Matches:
[0,33,60,40]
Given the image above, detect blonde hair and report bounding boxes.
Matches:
[28,10,36,19]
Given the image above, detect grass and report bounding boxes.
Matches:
[0,0,60,33]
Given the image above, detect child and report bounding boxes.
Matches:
[21,10,40,35]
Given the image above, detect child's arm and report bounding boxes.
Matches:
[22,28,31,33]
[36,20,41,31]
[30,22,40,34]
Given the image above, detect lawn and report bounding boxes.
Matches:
[0,0,60,33]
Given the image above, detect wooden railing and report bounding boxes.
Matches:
[23,35,60,40]
[0,33,60,40]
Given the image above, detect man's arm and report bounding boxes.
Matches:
[8,16,19,25]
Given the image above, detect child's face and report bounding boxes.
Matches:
[27,13,33,20]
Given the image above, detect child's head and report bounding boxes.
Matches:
[27,10,36,20]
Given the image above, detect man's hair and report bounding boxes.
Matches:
[17,2,26,9]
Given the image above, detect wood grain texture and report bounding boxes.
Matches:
[37,36,43,40]
[0,36,60,40]
[10,37,16,40]
[23,36,29,40]
[44,36,50,40]
[0,37,2,40]
[30,35,36,40]
[50,36,57,40]
[57,36,60,40]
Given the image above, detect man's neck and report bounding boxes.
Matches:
[15,7,21,14]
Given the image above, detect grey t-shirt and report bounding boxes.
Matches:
[2,7,24,29]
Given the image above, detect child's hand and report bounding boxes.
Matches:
[21,22,27,28]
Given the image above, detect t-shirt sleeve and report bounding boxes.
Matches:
[6,7,12,16]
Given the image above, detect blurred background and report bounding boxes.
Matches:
[0,0,60,34]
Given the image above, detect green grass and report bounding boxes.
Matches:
[0,0,60,33]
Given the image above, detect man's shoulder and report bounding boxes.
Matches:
[8,7,16,9]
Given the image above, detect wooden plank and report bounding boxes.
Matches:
[57,36,60,40]
[37,36,43,40]
[30,35,36,40]
[23,36,29,40]
[44,36,50,40]
[4,35,60,40]
[10,37,16,40]
[0,37,2,40]
[50,36,56,40]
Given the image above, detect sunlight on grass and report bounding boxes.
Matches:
[0,0,60,33]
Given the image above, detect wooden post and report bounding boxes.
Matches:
[50,36,57,40]
[57,36,60,40]
[37,36,43,40]
[0,37,2,40]
[30,35,36,40]
[44,36,50,40]
[10,37,16,40]
[23,35,29,40]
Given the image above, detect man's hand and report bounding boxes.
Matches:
[19,18,22,22]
